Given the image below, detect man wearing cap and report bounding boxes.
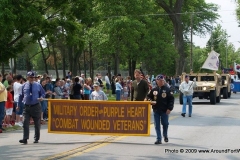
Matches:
[18,71,45,144]
[90,82,108,100]
[147,74,174,144]
[179,75,197,117]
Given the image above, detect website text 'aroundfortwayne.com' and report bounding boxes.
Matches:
[165,149,240,154]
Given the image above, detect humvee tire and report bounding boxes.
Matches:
[223,87,228,99]
[216,94,221,103]
[179,92,183,105]
[210,90,216,104]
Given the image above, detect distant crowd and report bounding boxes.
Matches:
[0,71,181,132]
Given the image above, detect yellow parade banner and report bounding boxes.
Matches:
[48,100,151,136]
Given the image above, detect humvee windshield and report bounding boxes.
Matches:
[200,76,215,81]
[189,76,198,81]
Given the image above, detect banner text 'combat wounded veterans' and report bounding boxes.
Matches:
[48,100,151,136]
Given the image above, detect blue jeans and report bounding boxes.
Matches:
[116,90,121,101]
[154,111,169,141]
[73,95,81,99]
[182,95,193,116]
[0,101,5,128]
[40,100,47,112]
[15,102,24,115]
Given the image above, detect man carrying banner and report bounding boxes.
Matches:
[131,69,149,101]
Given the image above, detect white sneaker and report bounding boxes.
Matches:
[7,124,12,127]
[15,122,19,126]
[18,122,23,127]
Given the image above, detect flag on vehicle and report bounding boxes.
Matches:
[234,62,240,72]
[201,50,220,71]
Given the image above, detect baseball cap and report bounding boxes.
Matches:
[185,75,189,78]
[27,71,35,77]
[156,74,164,80]
[93,82,100,87]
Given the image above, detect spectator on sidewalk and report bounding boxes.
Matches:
[105,73,110,95]
[90,82,108,101]
[13,75,23,127]
[5,86,14,127]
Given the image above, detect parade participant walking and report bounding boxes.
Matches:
[179,75,197,117]
[0,74,7,132]
[147,74,174,144]
[19,71,45,144]
[131,69,149,101]
[90,82,108,101]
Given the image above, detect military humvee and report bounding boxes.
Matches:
[220,74,231,99]
[179,72,222,105]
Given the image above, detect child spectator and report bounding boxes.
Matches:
[5,86,13,127]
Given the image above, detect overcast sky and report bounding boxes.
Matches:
[193,0,240,50]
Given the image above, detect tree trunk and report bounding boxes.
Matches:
[72,46,77,76]
[52,44,59,79]
[89,42,94,80]
[107,61,111,81]
[173,19,185,75]
[114,52,120,75]
[157,0,185,76]
[68,47,73,74]
[78,59,81,75]
[61,47,66,78]
[38,39,49,74]
[84,50,87,77]
[132,60,137,80]
[13,58,16,74]
[26,52,32,71]
[128,58,132,78]
[1,63,4,75]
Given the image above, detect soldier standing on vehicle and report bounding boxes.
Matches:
[179,75,197,117]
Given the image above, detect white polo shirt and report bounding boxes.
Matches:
[13,82,23,102]
[179,81,197,96]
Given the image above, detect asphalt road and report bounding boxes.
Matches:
[1,94,240,160]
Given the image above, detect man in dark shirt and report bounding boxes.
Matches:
[19,71,45,144]
[147,74,174,144]
[131,69,149,101]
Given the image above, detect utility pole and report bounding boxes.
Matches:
[190,14,193,72]
[226,35,228,68]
